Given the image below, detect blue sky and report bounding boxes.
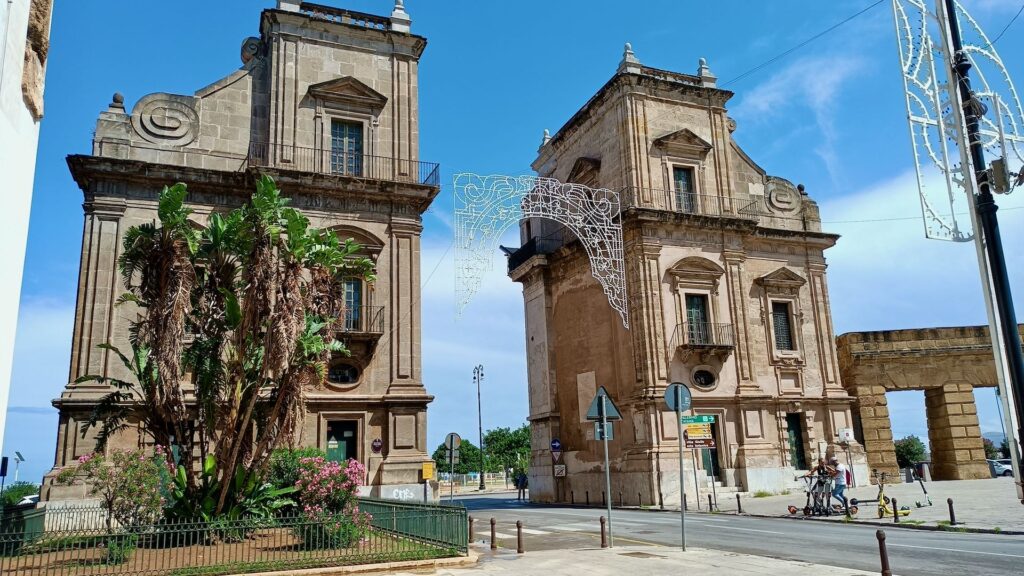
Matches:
[5,0,1024,482]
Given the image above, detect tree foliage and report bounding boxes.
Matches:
[0,482,39,507]
[56,449,169,533]
[431,439,483,475]
[983,437,1000,460]
[894,435,927,468]
[77,176,374,516]
[484,424,530,475]
[1000,438,1011,459]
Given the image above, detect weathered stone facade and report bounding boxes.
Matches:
[47,1,438,502]
[837,325,1024,481]
[510,49,866,505]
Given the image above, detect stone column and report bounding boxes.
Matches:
[853,386,899,481]
[624,233,667,397]
[722,249,756,390]
[925,383,990,480]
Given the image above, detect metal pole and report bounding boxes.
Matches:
[940,0,1024,502]
[675,387,686,551]
[476,365,486,491]
[710,448,718,510]
[601,395,614,547]
[449,446,455,503]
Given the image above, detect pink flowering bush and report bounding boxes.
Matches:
[293,457,372,548]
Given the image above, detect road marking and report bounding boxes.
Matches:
[887,543,1024,559]
[519,528,550,535]
[702,525,785,535]
[490,532,514,539]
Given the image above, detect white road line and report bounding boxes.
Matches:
[519,528,550,535]
[702,525,784,535]
[887,543,1024,559]
[490,532,515,539]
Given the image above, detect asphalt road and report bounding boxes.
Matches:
[455,493,1024,576]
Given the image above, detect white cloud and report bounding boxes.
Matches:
[732,55,865,187]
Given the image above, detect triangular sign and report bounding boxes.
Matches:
[586,386,622,421]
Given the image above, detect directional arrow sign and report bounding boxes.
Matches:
[585,386,622,421]
[550,438,562,452]
[681,415,716,424]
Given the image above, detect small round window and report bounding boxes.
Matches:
[692,369,717,389]
[328,363,360,385]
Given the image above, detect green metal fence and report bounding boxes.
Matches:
[0,498,467,575]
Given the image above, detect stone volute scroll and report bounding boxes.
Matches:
[130,93,201,147]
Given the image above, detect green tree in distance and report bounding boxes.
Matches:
[983,437,1000,460]
[894,435,927,468]
[431,440,482,475]
[484,424,530,476]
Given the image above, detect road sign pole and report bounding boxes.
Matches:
[675,386,686,551]
[692,448,701,511]
[601,395,613,547]
[710,448,718,511]
[449,448,455,503]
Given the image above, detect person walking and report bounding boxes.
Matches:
[828,456,850,516]
[515,472,528,501]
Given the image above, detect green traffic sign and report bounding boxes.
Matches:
[680,415,716,424]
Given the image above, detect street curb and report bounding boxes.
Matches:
[224,550,479,576]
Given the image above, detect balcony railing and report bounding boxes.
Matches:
[339,305,385,335]
[674,321,735,348]
[248,142,440,186]
[299,2,390,30]
[620,187,761,220]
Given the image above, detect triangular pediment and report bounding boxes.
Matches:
[308,77,387,110]
[653,129,713,156]
[756,267,806,289]
[669,256,724,276]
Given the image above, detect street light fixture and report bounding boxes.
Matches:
[474,365,486,491]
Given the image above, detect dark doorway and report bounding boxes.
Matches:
[785,413,808,470]
[326,420,359,463]
[701,420,722,478]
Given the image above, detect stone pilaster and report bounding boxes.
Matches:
[807,263,843,396]
[626,237,667,398]
[925,383,990,480]
[723,250,757,392]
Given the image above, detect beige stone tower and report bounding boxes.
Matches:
[47,1,438,501]
[509,47,866,505]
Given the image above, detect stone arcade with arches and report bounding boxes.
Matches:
[45,1,438,502]
[506,46,868,505]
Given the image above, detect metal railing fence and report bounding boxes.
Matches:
[673,321,736,347]
[0,498,466,575]
[620,186,763,220]
[339,305,385,334]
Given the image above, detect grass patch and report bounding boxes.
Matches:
[752,490,774,498]
[900,520,925,526]
[936,521,969,533]
[994,527,1002,533]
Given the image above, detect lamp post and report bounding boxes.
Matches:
[474,365,486,491]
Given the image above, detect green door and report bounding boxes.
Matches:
[326,421,359,463]
[785,413,807,470]
[685,294,710,344]
[701,421,722,477]
[673,166,696,213]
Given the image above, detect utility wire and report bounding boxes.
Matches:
[983,2,1024,48]
[722,0,886,87]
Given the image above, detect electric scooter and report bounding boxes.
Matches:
[850,470,911,519]
[914,471,933,508]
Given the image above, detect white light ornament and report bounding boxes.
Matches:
[454,173,629,328]
[891,0,1024,242]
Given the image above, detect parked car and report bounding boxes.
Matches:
[988,459,1012,477]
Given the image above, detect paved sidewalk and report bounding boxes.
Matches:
[709,477,1024,532]
[386,546,879,575]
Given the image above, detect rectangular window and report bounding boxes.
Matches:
[331,120,363,176]
[343,279,363,331]
[685,294,711,344]
[673,166,696,213]
[772,301,795,351]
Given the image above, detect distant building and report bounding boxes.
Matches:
[0,0,52,458]
[46,1,438,501]
[510,46,867,504]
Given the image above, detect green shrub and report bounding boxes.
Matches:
[267,447,326,490]
[104,534,137,565]
[753,490,774,498]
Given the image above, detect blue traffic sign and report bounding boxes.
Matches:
[550,438,562,452]
[664,382,692,413]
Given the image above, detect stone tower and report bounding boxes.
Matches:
[509,47,866,505]
[47,1,438,501]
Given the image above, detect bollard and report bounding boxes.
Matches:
[516,520,524,554]
[602,491,606,506]
[490,517,497,550]
[736,493,742,514]
[600,516,608,548]
[892,498,899,523]
[947,498,957,525]
[571,491,575,505]
[638,492,642,507]
[586,491,590,506]
[619,491,623,507]
[708,493,713,511]
[469,516,474,541]
[683,493,688,511]
[876,530,892,576]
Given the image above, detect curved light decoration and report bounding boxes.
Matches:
[891,0,1024,242]
[455,173,628,328]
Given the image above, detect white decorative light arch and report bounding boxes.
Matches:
[455,173,629,328]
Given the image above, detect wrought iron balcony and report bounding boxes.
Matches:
[248,142,440,187]
[338,305,385,336]
[673,321,735,349]
[620,187,762,220]
[299,3,391,30]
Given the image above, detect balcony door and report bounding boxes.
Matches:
[685,294,710,345]
[331,120,363,177]
[673,166,696,213]
[343,279,363,331]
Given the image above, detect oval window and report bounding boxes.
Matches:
[328,363,360,385]
[692,369,716,389]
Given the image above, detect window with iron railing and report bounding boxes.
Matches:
[331,120,363,177]
[772,301,795,351]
